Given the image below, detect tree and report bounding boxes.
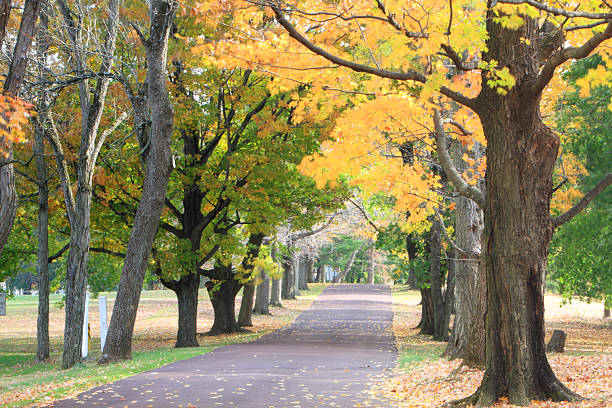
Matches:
[204,1,612,404]
[42,0,122,369]
[100,0,178,363]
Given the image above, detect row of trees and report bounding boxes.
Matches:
[199,1,611,406]
[0,1,610,406]
[0,0,356,370]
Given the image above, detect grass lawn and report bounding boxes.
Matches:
[0,283,328,407]
[386,286,612,407]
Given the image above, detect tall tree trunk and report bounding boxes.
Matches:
[417,288,435,335]
[253,272,270,315]
[270,278,282,307]
[99,0,177,364]
[298,256,310,291]
[307,260,316,283]
[315,265,322,283]
[463,15,582,405]
[429,217,451,341]
[207,267,240,335]
[238,283,255,327]
[35,104,49,362]
[445,141,486,366]
[281,253,296,299]
[367,248,375,284]
[207,234,264,334]
[0,0,42,256]
[333,249,358,283]
[163,273,200,347]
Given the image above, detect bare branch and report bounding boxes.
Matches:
[347,198,379,232]
[497,0,612,19]
[552,173,612,229]
[433,110,485,208]
[434,208,480,259]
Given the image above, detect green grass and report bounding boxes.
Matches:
[0,347,213,408]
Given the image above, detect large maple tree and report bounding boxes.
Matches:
[200,1,612,405]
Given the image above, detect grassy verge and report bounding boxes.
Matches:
[391,286,445,371]
[0,283,329,407]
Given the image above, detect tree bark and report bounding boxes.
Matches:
[253,272,270,315]
[35,102,50,363]
[298,255,310,291]
[429,217,451,341]
[99,0,177,364]
[418,288,435,335]
[238,283,255,327]
[461,16,583,405]
[162,273,200,347]
[307,260,316,283]
[281,252,296,299]
[206,233,264,334]
[333,249,358,283]
[207,270,240,335]
[269,246,283,307]
[445,141,485,367]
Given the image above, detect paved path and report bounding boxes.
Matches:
[49,284,396,408]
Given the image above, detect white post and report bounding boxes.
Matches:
[82,291,90,359]
[99,296,108,352]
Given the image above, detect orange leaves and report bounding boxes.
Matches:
[0,95,32,155]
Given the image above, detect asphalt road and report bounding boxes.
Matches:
[48,284,397,408]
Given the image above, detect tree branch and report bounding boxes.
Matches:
[90,247,126,258]
[348,198,379,232]
[48,243,69,263]
[552,173,612,229]
[532,21,612,94]
[497,0,612,19]
[433,110,485,208]
[433,208,480,259]
[270,5,478,110]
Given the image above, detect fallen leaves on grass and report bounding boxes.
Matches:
[376,354,611,407]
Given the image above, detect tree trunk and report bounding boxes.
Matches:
[367,248,375,284]
[465,15,581,405]
[238,283,255,327]
[445,141,485,367]
[546,330,566,353]
[315,265,322,283]
[308,260,316,283]
[163,273,200,347]
[206,266,240,335]
[270,278,282,307]
[418,288,435,335]
[99,0,177,364]
[333,249,358,283]
[35,106,49,362]
[298,256,310,291]
[429,217,451,341]
[281,253,296,299]
[253,272,270,315]
[0,0,42,256]
[604,307,610,318]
